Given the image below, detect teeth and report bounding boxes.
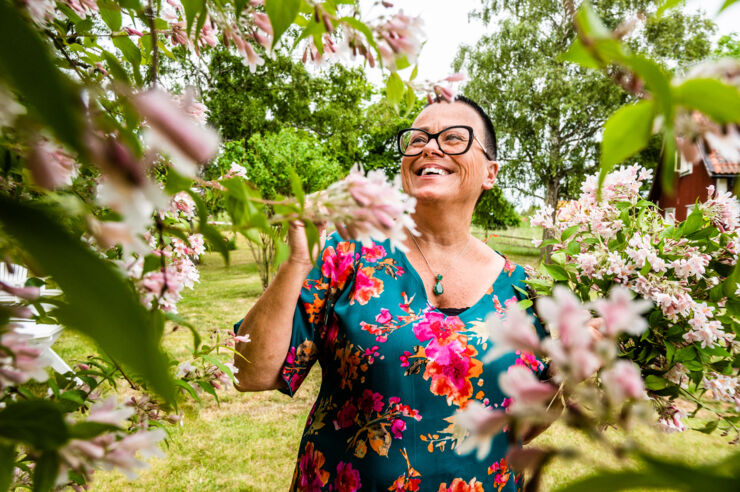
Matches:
[420,167,448,176]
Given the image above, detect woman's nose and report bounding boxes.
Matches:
[422,136,444,157]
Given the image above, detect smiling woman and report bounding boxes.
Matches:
[233,96,548,491]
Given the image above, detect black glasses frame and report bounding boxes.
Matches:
[396,125,491,160]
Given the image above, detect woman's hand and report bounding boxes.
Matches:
[287,220,326,268]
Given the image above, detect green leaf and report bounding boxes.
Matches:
[542,263,569,282]
[644,374,668,390]
[0,401,68,450]
[574,2,609,38]
[98,0,122,31]
[386,72,405,107]
[0,198,176,404]
[719,0,739,13]
[566,241,580,256]
[195,380,219,403]
[112,36,142,67]
[187,190,230,264]
[288,167,305,208]
[657,0,685,16]
[303,219,320,264]
[339,17,379,59]
[0,0,85,154]
[693,420,719,434]
[33,451,59,492]
[680,205,704,235]
[265,0,300,49]
[559,38,601,69]
[181,0,204,37]
[163,311,202,350]
[561,224,580,242]
[0,443,15,491]
[67,422,121,440]
[202,354,235,380]
[102,50,131,83]
[164,167,194,194]
[625,55,672,118]
[673,78,740,124]
[175,379,201,402]
[599,100,655,190]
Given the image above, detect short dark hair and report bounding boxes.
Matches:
[427,94,497,161]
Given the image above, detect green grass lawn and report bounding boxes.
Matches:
[53,231,735,491]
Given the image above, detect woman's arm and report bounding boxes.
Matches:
[233,223,322,392]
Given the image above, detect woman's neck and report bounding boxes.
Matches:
[409,202,473,249]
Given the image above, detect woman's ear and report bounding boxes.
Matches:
[482,160,499,190]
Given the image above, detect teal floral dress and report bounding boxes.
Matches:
[250,233,546,492]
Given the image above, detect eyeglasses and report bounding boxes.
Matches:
[397,125,492,160]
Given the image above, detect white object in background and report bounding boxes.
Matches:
[12,321,73,375]
[1,264,72,375]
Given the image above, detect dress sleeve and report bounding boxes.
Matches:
[277,232,358,397]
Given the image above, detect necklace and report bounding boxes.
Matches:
[410,234,472,296]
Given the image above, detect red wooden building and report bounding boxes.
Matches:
[649,143,739,222]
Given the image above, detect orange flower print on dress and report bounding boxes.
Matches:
[488,458,511,492]
[295,441,330,491]
[437,478,484,492]
[350,266,384,305]
[389,448,421,491]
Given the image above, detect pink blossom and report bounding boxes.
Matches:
[334,461,361,492]
[124,27,144,37]
[357,389,384,414]
[702,373,738,402]
[591,286,652,337]
[600,360,645,405]
[390,418,406,439]
[88,396,135,426]
[664,363,689,389]
[333,402,358,429]
[530,205,555,229]
[0,280,40,300]
[499,366,557,410]
[375,308,392,325]
[483,303,540,363]
[307,166,417,252]
[234,334,251,343]
[452,401,509,459]
[27,139,78,190]
[0,329,52,388]
[657,405,686,433]
[575,252,598,278]
[701,185,740,232]
[220,162,248,180]
[536,286,592,349]
[133,89,220,170]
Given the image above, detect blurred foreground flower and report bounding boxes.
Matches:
[304,166,417,252]
[59,397,166,483]
[0,328,52,388]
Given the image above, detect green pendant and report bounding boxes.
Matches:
[433,274,444,295]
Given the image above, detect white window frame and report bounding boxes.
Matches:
[664,207,676,225]
[674,153,692,176]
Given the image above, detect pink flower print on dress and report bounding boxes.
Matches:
[361,243,387,262]
[334,461,361,492]
[390,418,406,439]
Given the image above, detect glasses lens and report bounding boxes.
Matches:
[438,127,471,155]
[400,129,429,155]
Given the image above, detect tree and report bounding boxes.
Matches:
[453,0,714,230]
[473,187,521,236]
[205,50,375,171]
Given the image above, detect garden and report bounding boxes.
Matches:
[0,0,739,491]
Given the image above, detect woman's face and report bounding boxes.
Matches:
[400,102,498,207]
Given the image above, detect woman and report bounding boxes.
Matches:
[234,96,546,491]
